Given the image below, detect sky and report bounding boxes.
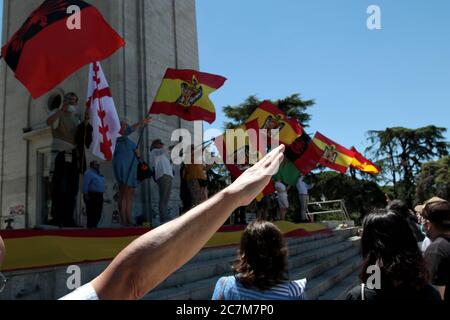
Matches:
[196,0,450,151]
[0,0,449,152]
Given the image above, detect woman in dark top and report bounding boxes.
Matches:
[346,210,441,300]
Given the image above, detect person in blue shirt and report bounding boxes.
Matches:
[83,160,106,228]
[212,219,307,300]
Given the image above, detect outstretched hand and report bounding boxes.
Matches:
[142,117,153,126]
[226,145,285,207]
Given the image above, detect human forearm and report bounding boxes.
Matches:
[90,145,285,300]
[92,187,242,300]
[46,109,63,126]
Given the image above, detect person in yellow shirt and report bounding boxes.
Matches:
[184,145,211,207]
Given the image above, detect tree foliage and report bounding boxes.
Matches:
[416,156,450,203]
[366,126,449,206]
[222,94,315,129]
[308,172,387,224]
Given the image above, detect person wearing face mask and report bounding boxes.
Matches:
[46,92,82,228]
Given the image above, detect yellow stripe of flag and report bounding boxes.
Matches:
[155,78,217,113]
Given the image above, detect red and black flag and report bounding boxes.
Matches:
[1,0,125,98]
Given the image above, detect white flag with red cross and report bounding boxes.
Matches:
[86,61,121,161]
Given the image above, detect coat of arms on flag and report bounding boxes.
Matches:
[149,68,227,124]
[246,101,303,146]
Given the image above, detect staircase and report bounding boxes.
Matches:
[143,228,361,300]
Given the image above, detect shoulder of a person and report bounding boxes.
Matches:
[290,279,307,297]
[437,235,450,246]
[346,285,362,300]
[292,278,307,290]
[346,284,378,300]
[427,237,450,254]
[215,276,235,292]
[422,284,443,300]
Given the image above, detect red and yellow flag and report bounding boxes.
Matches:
[313,132,355,174]
[350,147,381,174]
[246,101,303,146]
[214,120,275,201]
[149,68,226,124]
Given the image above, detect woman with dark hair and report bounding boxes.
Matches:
[387,200,424,242]
[346,210,441,300]
[212,220,306,300]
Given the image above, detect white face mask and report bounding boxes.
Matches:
[67,105,77,113]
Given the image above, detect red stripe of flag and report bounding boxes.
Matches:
[151,102,216,124]
[315,132,355,157]
[164,68,227,89]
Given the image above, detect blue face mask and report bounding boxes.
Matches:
[67,105,77,113]
[420,223,426,235]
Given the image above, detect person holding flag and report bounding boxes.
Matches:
[46,92,82,227]
[113,117,152,227]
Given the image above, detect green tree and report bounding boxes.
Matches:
[366,126,449,206]
[416,156,450,203]
[222,94,315,129]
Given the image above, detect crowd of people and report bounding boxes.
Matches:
[0,145,448,301]
[44,91,321,229]
[45,92,213,229]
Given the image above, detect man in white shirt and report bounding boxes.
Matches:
[296,176,314,223]
[61,145,285,300]
[275,180,289,221]
[150,139,174,224]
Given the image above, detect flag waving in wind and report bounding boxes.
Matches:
[1,0,125,98]
[214,120,275,201]
[150,68,227,124]
[246,101,303,146]
[86,62,121,161]
[350,147,381,174]
[314,132,356,174]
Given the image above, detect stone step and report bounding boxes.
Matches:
[304,255,362,300]
[317,272,360,300]
[290,239,360,282]
[153,229,359,291]
[289,236,360,271]
[145,236,361,300]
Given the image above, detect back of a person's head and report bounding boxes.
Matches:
[360,210,428,290]
[386,199,412,219]
[233,220,288,291]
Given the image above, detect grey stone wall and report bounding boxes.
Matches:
[0,0,200,228]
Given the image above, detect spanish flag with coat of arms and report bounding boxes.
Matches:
[149,68,227,124]
[214,119,275,201]
[314,132,356,174]
[246,101,303,146]
[350,147,381,174]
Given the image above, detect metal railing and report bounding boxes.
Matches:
[307,199,350,220]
